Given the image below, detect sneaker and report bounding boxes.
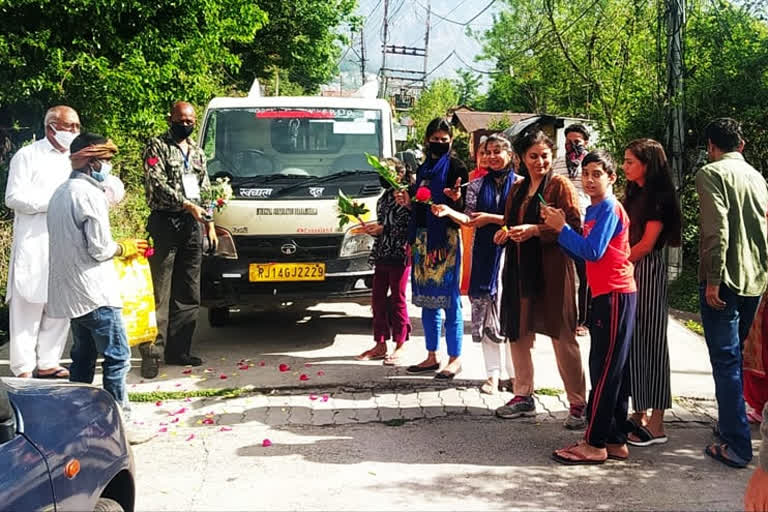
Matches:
[564,404,587,430]
[495,395,536,419]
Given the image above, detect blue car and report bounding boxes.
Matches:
[0,377,135,512]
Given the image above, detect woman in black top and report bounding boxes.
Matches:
[622,138,682,446]
[395,118,469,379]
[357,158,413,365]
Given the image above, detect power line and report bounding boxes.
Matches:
[454,51,496,75]
[414,0,496,27]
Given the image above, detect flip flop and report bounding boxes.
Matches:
[34,367,70,379]
[627,425,668,447]
[704,443,748,469]
[607,444,629,461]
[551,445,606,466]
[382,355,401,366]
[355,351,386,361]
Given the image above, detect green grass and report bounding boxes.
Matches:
[535,387,564,397]
[684,319,705,336]
[128,387,247,402]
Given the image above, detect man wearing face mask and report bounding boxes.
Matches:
[46,133,148,416]
[140,101,216,378]
[4,105,81,379]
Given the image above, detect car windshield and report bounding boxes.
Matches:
[201,107,383,182]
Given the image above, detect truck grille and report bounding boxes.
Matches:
[233,235,343,260]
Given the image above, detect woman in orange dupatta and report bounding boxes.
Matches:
[744,292,768,423]
[460,137,490,295]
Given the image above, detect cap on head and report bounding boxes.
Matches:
[70,133,108,154]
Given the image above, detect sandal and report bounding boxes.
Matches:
[356,348,386,361]
[607,443,629,461]
[382,355,401,366]
[551,443,607,465]
[627,425,668,447]
[34,367,70,379]
[704,443,748,469]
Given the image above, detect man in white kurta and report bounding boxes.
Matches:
[5,105,80,378]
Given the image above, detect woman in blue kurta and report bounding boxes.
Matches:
[395,118,469,379]
[432,134,516,393]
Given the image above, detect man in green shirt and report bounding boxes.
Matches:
[697,118,768,469]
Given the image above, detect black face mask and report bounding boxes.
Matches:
[170,122,194,141]
[428,141,450,157]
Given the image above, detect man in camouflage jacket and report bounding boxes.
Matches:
[140,101,217,378]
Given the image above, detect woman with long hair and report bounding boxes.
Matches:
[621,138,682,446]
[493,126,587,429]
[395,118,469,379]
[460,136,490,296]
[431,133,517,394]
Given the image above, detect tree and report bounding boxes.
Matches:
[453,69,482,107]
[408,79,459,143]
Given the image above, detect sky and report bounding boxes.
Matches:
[335,0,503,92]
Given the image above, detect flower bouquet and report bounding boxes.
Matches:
[365,153,407,190]
[200,177,234,220]
[336,190,370,229]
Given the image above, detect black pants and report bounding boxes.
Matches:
[576,259,591,326]
[147,211,202,361]
[585,291,637,448]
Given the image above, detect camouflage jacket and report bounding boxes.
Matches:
[143,131,210,212]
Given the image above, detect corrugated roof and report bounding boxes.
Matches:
[451,111,538,133]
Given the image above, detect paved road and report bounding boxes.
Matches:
[2,297,760,511]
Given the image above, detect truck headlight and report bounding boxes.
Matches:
[340,225,374,258]
[205,226,238,259]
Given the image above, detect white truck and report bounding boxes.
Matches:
[198,90,395,326]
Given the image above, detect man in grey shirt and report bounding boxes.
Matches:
[47,133,147,413]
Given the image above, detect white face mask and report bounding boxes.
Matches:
[49,125,79,150]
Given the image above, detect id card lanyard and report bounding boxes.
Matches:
[179,145,201,200]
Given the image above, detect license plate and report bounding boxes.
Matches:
[248,263,326,282]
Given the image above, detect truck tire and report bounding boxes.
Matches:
[208,307,230,327]
[94,498,124,512]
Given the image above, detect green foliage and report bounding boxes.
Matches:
[453,69,482,107]
[408,78,460,143]
[336,190,369,229]
[668,263,700,314]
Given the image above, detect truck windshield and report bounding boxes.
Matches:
[202,107,383,181]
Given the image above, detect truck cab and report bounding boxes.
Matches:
[199,94,394,326]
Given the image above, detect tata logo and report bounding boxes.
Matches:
[308,187,325,198]
[231,226,248,234]
[280,243,298,256]
[240,188,273,198]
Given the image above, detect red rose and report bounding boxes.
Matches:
[414,186,431,202]
[217,198,224,206]
[144,247,155,258]
[146,156,159,167]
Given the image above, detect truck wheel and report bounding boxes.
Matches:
[94,498,124,512]
[208,307,230,327]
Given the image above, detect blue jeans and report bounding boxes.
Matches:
[421,290,463,357]
[69,307,131,411]
[699,283,760,463]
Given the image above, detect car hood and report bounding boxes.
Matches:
[2,377,126,455]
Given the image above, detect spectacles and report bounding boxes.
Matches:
[51,120,81,131]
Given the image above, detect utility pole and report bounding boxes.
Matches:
[423,0,430,75]
[665,0,685,279]
[379,0,390,97]
[379,0,431,107]
[360,25,367,84]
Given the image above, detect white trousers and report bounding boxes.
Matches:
[9,292,70,375]
[481,339,514,380]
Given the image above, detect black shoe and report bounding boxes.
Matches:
[139,343,160,379]
[434,367,460,380]
[165,354,204,367]
[405,363,440,374]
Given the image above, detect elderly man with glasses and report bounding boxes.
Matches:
[5,105,81,378]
